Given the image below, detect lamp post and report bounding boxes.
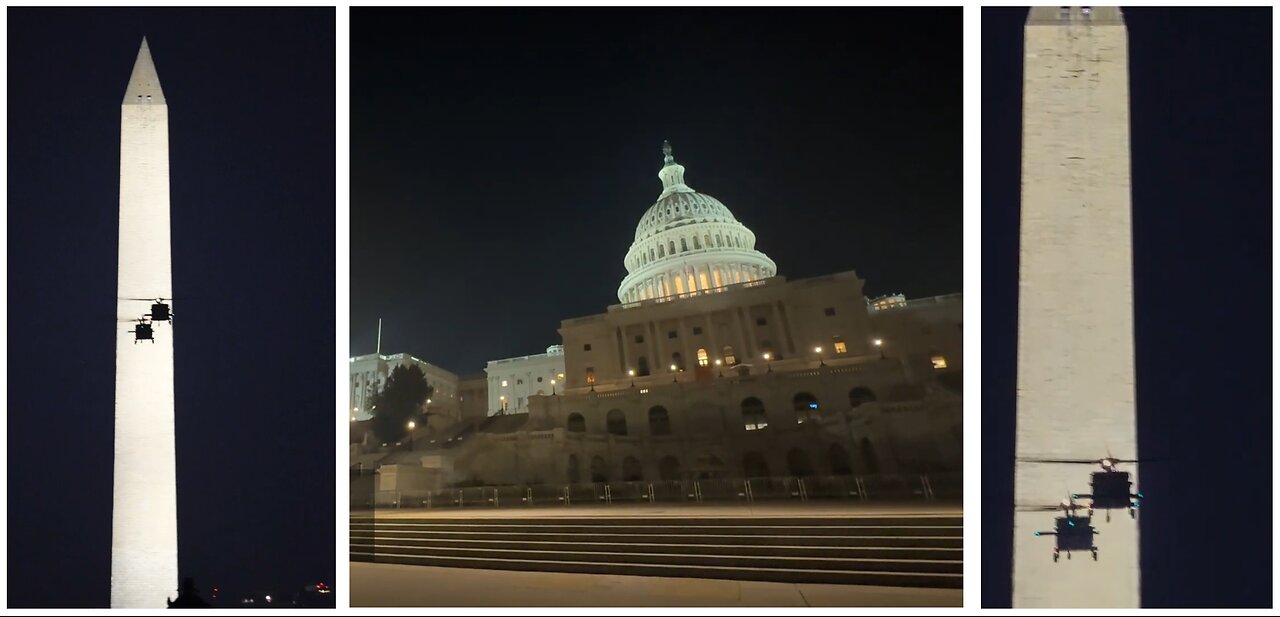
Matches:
[814,346,825,367]
[763,352,773,373]
[874,338,885,360]
[628,370,635,388]
[499,395,507,414]
[406,420,416,449]
[670,364,678,383]
[550,379,557,395]
[714,358,723,377]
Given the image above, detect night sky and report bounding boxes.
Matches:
[982,7,1272,608]
[351,7,962,373]
[8,8,335,607]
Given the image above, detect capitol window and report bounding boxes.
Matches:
[635,334,644,343]
[696,348,709,367]
[756,317,767,326]
[583,344,591,351]
[517,379,523,385]
[501,380,508,387]
[692,326,702,335]
[668,330,677,339]
[932,355,948,369]
[537,376,543,383]
[693,236,701,249]
[680,238,688,252]
[833,339,848,354]
[824,307,836,316]
[723,346,737,365]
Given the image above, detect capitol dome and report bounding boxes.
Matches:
[618,142,777,304]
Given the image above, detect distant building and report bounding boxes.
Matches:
[348,353,458,421]
[869,293,907,312]
[485,345,566,416]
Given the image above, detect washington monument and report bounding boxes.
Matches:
[1014,7,1139,607]
[112,37,178,607]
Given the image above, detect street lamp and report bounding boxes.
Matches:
[762,352,773,373]
[670,364,679,383]
[407,420,416,430]
[499,395,507,414]
[814,346,825,367]
[874,338,885,359]
[714,358,723,377]
[627,369,635,388]
[550,379,557,395]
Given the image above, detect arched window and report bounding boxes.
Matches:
[606,409,627,435]
[742,452,770,478]
[828,444,853,475]
[680,238,688,252]
[696,348,709,367]
[658,244,665,258]
[742,397,768,431]
[637,356,650,376]
[590,456,609,483]
[793,392,820,424]
[723,346,737,365]
[669,240,676,255]
[567,413,586,433]
[849,387,877,408]
[648,406,671,436]
[716,234,723,247]
[693,235,701,249]
[787,448,815,477]
[622,456,643,482]
[704,234,712,248]
[649,247,656,261]
[658,456,681,481]
[567,454,581,483]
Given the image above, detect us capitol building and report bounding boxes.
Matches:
[351,142,962,491]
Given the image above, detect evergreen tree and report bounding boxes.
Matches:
[369,364,433,443]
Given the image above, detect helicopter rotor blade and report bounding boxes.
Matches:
[119,297,171,302]
[1016,457,1101,465]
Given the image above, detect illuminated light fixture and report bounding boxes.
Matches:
[814,346,822,354]
[407,420,415,430]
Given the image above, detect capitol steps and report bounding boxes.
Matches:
[350,515,962,589]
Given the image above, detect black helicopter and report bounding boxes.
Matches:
[126,318,154,343]
[1019,454,1144,521]
[1023,496,1099,562]
[122,297,173,323]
